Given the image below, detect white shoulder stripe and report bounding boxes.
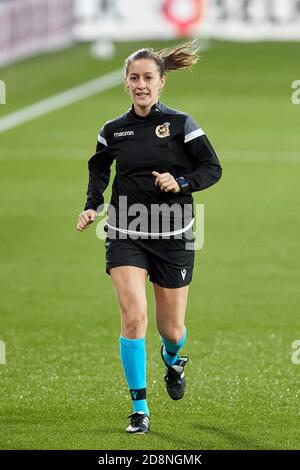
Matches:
[98,134,107,147]
[184,128,205,143]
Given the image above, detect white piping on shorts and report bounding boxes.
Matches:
[106,218,194,237]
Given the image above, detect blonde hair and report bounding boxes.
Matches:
[124,41,200,77]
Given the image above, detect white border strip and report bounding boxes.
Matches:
[184,128,205,143]
[106,218,194,237]
[0,68,124,133]
[98,135,107,147]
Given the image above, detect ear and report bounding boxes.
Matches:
[160,75,166,89]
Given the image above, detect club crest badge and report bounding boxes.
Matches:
[155,122,170,138]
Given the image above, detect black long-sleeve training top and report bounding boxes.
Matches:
[84,101,222,235]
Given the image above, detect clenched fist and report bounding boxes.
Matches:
[152,171,180,193]
[76,209,97,231]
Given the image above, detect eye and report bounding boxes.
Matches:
[145,76,153,81]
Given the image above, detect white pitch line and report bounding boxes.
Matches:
[0,68,124,133]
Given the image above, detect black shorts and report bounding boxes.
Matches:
[105,232,195,289]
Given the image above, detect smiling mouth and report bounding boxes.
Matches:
[135,93,149,98]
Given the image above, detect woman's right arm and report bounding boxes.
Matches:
[77,127,114,231]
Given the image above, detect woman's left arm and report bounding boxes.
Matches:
[182,116,222,192]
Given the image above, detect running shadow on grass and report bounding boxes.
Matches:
[145,431,204,449]
[78,424,274,450]
[193,423,275,450]
[81,426,202,449]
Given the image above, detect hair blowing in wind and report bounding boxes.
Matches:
[125,41,200,77]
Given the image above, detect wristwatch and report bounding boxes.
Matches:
[175,176,190,193]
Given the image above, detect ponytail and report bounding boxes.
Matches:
[158,41,200,73]
[124,41,200,77]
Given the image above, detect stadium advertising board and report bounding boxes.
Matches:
[74,0,300,41]
[0,0,73,67]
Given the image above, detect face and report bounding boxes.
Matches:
[125,59,166,112]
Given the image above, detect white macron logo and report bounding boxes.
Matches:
[181,269,187,280]
[114,130,134,138]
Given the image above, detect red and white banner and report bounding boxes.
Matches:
[1,0,299,67]
[73,0,205,41]
[74,0,300,42]
[163,0,203,36]
[0,0,73,67]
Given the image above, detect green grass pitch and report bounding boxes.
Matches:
[0,40,299,450]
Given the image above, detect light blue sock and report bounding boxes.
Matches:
[120,336,149,416]
[162,327,187,366]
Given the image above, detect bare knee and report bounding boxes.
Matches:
[122,316,148,338]
[160,326,185,344]
[121,303,148,338]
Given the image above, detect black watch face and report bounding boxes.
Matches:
[177,177,183,184]
[177,177,189,189]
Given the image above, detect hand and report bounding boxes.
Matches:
[76,209,97,231]
[152,171,180,193]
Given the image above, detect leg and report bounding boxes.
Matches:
[153,283,190,401]
[110,266,148,339]
[110,266,150,422]
[153,283,189,344]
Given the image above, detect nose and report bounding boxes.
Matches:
[136,77,147,89]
